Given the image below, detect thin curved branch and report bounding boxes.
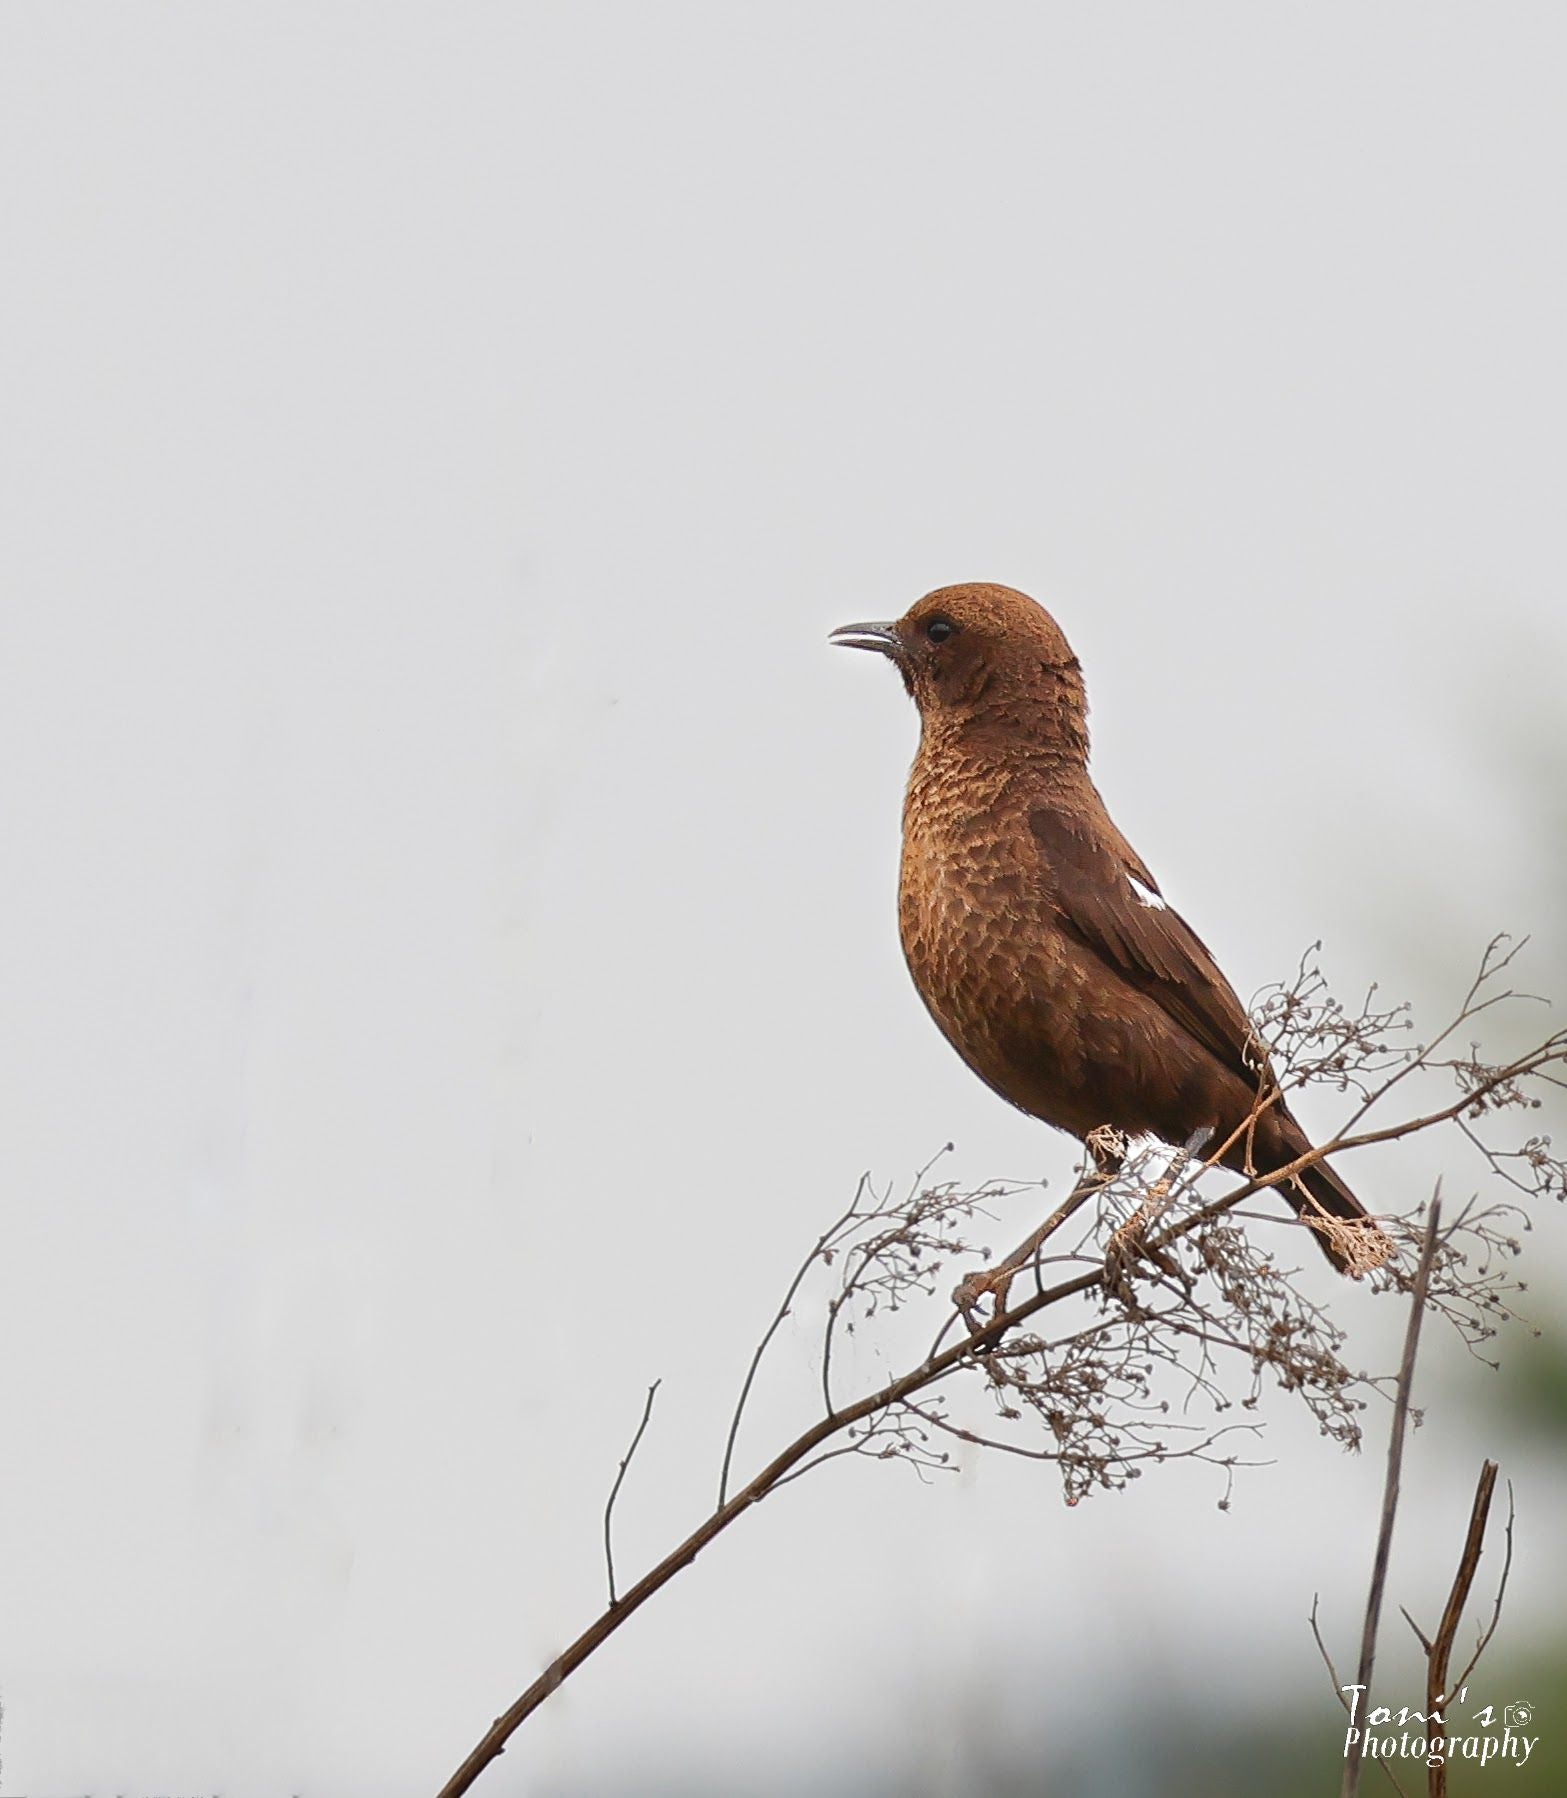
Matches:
[718,1176,872,1507]
[1341,1202,1442,1798]
[436,1214,1116,1798]
[603,1380,661,1607]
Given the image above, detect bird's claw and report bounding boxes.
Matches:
[1103,1189,1185,1303]
[952,1264,1017,1337]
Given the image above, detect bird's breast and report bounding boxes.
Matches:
[897,758,1079,1105]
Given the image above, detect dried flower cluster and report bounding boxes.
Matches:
[441,939,1567,1798]
[732,936,1566,1511]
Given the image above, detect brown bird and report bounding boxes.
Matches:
[831,581,1391,1275]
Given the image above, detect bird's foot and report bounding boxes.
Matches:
[954,1145,1138,1338]
[952,1262,1018,1335]
[1101,1129,1211,1301]
[1103,1182,1185,1303]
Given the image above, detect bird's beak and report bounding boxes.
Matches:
[828,620,903,658]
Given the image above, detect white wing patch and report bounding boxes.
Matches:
[1128,871,1168,910]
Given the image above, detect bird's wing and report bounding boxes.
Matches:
[1027,804,1260,1079]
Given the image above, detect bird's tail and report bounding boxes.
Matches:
[1276,1150,1394,1276]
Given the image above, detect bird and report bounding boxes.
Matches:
[830,581,1391,1276]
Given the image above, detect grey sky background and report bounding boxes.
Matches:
[2,6,1565,1794]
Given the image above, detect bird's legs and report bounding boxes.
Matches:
[952,1127,1127,1333]
[1102,1126,1213,1300]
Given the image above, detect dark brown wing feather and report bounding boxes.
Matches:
[1027,804,1389,1273]
[1027,806,1258,1082]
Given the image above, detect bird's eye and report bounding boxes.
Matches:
[925,617,957,645]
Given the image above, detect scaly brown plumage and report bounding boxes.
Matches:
[831,581,1391,1275]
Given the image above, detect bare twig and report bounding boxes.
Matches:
[1454,1479,1515,1691]
[944,1164,1107,1345]
[1342,1201,1442,1798]
[1422,1459,1500,1797]
[1310,1596,1415,1798]
[1311,1593,1352,1710]
[1164,1043,1566,1257]
[436,1252,1125,1797]
[603,1380,661,1608]
[717,1174,879,1507]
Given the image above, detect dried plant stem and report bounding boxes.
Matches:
[435,1174,1106,1798]
[717,1175,876,1507]
[439,939,1564,1798]
[441,1120,1520,1798]
[1342,1201,1442,1798]
[602,1379,661,1607]
[1454,1479,1514,1692]
[1167,1047,1564,1249]
[1423,1459,1500,1798]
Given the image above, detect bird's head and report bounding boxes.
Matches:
[831,582,1088,756]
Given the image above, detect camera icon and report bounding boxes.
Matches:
[1503,1702,1534,1729]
